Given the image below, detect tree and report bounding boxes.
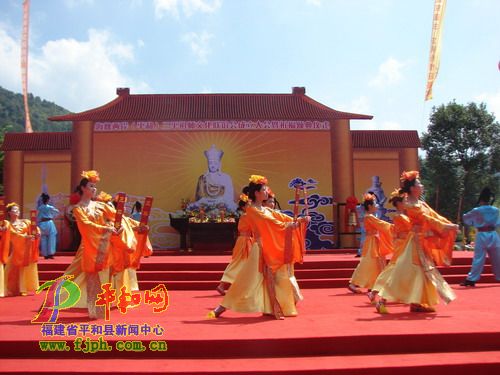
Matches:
[421,101,500,222]
[0,86,72,193]
[0,124,14,195]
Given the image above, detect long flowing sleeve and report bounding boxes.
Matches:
[232,214,253,259]
[49,205,60,217]
[406,201,456,266]
[269,210,294,223]
[8,219,40,267]
[110,215,153,271]
[463,206,500,229]
[391,213,411,258]
[0,220,11,264]
[364,215,394,257]
[111,216,138,253]
[246,206,306,272]
[73,207,110,234]
[73,202,114,273]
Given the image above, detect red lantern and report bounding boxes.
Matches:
[345,196,359,231]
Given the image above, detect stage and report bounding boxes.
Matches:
[0,251,499,374]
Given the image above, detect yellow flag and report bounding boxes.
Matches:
[425,0,447,101]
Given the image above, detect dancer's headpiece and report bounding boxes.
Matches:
[81,170,100,183]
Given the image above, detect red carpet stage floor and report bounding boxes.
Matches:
[0,251,499,374]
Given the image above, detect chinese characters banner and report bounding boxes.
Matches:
[425,0,447,101]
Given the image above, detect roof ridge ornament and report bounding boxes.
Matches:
[116,87,130,96]
[292,87,306,95]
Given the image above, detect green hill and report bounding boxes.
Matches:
[0,86,73,193]
[0,85,72,134]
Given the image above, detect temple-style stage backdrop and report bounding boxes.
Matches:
[1,87,420,250]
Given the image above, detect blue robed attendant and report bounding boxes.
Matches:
[461,188,500,287]
[37,193,60,259]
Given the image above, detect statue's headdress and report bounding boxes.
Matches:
[204,145,224,162]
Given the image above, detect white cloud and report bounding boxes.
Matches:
[369,57,407,88]
[348,96,370,115]
[181,31,214,64]
[200,87,212,93]
[0,25,150,112]
[0,27,22,93]
[306,0,321,6]
[334,95,371,116]
[154,0,222,19]
[475,90,500,121]
[137,39,145,48]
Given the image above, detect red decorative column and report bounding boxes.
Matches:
[4,150,24,208]
[399,148,419,174]
[71,121,94,189]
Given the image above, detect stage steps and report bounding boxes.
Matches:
[1,282,499,374]
[1,351,499,374]
[37,251,494,290]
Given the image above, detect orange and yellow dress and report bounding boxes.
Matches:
[376,200,456,306]
[0,220,12,297]
[65,201,115,318]
[111,215,153,293]
[372,212,411,292]
[350,214,393,289]
[220,213,254,285]
[221,206,306,318]
[5,219,40,296]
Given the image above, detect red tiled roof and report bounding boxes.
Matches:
[49,89,373,122]
[0,132,71,151]
[351,130,421,149]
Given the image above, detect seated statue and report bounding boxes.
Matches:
[190,145,237,212]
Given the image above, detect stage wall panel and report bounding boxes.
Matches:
[353,150,400,200]
[93,131,335,249]
[22,152,72,250]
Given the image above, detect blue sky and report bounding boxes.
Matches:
[0,0,498,135]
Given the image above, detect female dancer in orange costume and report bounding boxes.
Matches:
[59,177,149,318]
[4,202,40,296]
[104,193,152,294]
[68,172,121,318]
[371,190,412,313]
[209,175,309,320]
[348,193,393,301]
[0,213,11,297]
[374,171,458,313]
[216,192,253,295]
